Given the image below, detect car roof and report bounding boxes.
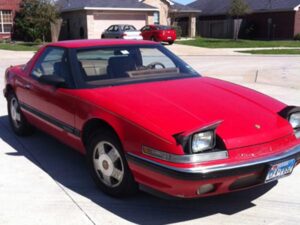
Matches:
[47,39,156,49]
[113,24,135,26]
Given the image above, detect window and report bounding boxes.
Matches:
[112,25,119,32]
[141,26,150,32]
[107,26,114,31]
[32,47,71,85]
[75,45,199,87]
[122,25,137,31]
[0,10,13,33]
[140,48,175,68]
[153,12,160,25]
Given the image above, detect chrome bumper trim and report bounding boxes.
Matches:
[128,145,300,175]
[142,146,228,164]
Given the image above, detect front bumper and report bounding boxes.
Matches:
[127,145,300,198]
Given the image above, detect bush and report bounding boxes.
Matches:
[172,26,182,39]
[34,38,42,44]
[294,33,300,40]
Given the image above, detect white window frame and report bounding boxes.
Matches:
[0,10,13,34]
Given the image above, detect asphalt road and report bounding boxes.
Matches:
[0,49,300,225]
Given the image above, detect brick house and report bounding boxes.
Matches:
[189,0,300,39]
[0,0,21,40]
[58,0,200,40]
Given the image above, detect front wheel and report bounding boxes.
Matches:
[86,131,138,197]
[7,92,33,136]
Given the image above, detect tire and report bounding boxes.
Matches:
[168,41,174,45]
[86,130,138,197]
[101,35,105,39]
[7,92,33,136]
[151,36,157,42]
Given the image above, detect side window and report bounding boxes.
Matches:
[113,25,119,32]
[31,47,71,84]
[107,26,114,31]
[142,26,149,31]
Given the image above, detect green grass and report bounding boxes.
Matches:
[177,37,300,48]
[238,49,300,55]
[0,42,40,51]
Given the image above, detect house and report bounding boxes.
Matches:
[58,0,200,40]
[0,0,21,41]
[189,0,300,39]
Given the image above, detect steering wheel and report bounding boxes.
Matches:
[146,62,166,69]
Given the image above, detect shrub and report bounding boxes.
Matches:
[34,38,42,44]
[294,33,300,40]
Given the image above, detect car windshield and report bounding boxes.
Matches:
[75,44,199,87]
[121,25,137,31]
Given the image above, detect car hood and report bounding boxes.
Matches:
[84,77,292,149]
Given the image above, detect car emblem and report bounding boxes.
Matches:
[255,124,261,129]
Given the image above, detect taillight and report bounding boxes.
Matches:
[122,33,127,37]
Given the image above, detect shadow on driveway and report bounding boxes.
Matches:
[0,115,277,224]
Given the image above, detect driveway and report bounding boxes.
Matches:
[0,49,300,225]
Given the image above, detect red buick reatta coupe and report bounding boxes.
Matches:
[4,40,300,198]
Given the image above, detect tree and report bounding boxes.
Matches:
[15,0,59,42]
[229,0,251,40]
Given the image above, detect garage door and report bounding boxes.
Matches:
[92,13,147,39]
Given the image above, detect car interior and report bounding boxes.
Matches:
[77,47,178,83]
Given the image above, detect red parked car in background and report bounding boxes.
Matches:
[141,25,177,45]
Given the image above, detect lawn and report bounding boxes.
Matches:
[238,49,300,55]
[177,38,300,48]
[0,42,40,51]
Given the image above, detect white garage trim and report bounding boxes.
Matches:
[84,7,158,11]
[89,12,148,39]
[63,7,159,12]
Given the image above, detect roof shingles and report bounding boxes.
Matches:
[189,0,300,16]
[60,0,157,12]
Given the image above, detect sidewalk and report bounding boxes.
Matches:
[168,43,300,56]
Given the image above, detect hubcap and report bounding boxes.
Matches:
[93,141,124,187]
[10,97,21,128]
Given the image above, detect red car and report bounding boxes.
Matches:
[4,40,300,199]
[141,25,177,45]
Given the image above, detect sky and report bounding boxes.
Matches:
[173,0,196,5]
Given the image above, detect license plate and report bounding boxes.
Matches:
[167,37,172,39]
[265,159,296,182]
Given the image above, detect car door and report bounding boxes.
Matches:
[112,25,121,38]
[141,26,151,40]
[19,47,78,141]
[103,25,114,38]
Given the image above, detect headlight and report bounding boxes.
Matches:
[289,112,300,129]
[191,131,215,153]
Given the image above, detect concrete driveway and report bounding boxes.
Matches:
[0,48,300,225]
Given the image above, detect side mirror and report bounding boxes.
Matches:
[38,75,66,87]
